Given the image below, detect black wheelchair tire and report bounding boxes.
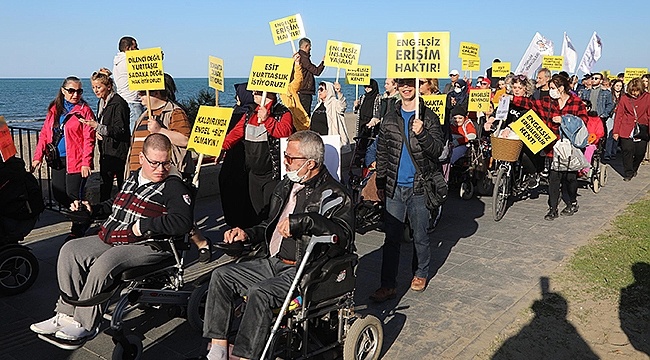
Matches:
[187,280,209,333]
[492,167,509,222]
[111,334,143,360]
[0,246,39,296]
[343,315,383,360]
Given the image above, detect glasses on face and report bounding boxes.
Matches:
[450,74,459,77]
[454,84,462,88]
[317,87,325,92]
[419,80,426,85]
[284,151,307,164]
[481,82,489,86]
[592,77,602,81]
[142,152,172,170]
[63,87,83,95]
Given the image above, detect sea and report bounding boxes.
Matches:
[0,77,453,130]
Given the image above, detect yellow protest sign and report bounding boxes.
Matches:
[386,32,450,78]
[468,89,491,112]
[462,58,480,71]
[324,40,361,69]
[187,106,234,157]
[458,42,480,59]
[247,56,295,93]
[208,56,224,92]
[509,110,556,154]
[421,95,447,124]
[0,116,17,161]
[269,14,305,45]
[624,68,648,84]
[542,56,564,71]
[602,70,610,79]
[345,65,371,85]
[492,62,511,77]
[126,47,164,91]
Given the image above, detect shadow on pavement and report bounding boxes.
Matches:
[619,262,650,355]
[491,276,598,360]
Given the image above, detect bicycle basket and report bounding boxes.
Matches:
[490,135,523,162]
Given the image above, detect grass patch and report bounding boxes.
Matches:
[563,194,650,300]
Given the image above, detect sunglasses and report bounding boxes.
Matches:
[283,151,308,164]
[142,152,172,169]
[317,87,325,92]
[454,84,462,88]
[63,87,83,95]
[481,82,489,85]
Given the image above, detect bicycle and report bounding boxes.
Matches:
[490,135,526,221]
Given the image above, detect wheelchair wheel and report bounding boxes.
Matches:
[600,164,608,186]
[0,245,39,296]
[343,315,383,360]
[112,334,143,360]
[475,173,493,196]
[591,176,601,193]
[187,280,209,333]
[459,180,474,200]
[492,167,509,222]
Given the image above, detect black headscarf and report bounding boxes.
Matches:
[447,78,468,107]
[359,79,379,121]
[234,83,255,115]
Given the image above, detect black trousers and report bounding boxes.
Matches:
[99,155,126,202]
[548,170,577,210]
[202,257,295,359]
[51,158,87,236]
[620,138,647,178]
[249,173,278,224]
[298,93,313,114]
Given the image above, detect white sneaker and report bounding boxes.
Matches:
[30,313,75,335]
[54,321,99,341]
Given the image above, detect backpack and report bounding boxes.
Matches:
[560,114,589,149]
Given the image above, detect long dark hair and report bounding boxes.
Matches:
[49,76,82,125]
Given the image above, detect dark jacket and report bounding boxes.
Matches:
[298,49,325,95]
[244,167,354,265]
[97,93,131,161]
[376,100,444,199]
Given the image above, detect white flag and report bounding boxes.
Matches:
[578,32,602,74]
[561,32,578,73]
[515,32,554,78]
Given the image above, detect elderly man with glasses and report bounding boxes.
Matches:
[30,133,193,348]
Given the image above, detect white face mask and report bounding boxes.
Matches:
[286,160,310,183]
[549,88,560,99]
[454,87,462,94]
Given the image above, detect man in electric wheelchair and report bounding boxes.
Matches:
[29,133,194,349]
[202,130,355,360]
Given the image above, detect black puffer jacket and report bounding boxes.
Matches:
[375,100,444,199]
[243,102,291,180]
[244,167,354,265]
[97,94,131,161]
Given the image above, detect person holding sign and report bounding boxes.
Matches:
[613,78,650,181]
[297,38,325,113]
[221,90,294,222]
[353,79,381,138]
[371,78,444,301]
[32,76,96,240]
[310,81,351,153]
[280,52,310,131]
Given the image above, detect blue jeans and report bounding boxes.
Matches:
[380,185,431,288]
[128,102,145,133]
[605,116,617,158]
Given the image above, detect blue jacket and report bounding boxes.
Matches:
[580,87,614,118]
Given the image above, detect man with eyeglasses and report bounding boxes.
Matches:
[30,133,193,348]
[579,72,614,127]
[370,78,444,302]
[202,130,353,360]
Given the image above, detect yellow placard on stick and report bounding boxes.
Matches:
[462,58,480,71]
[247,56,295,94]
[509,110,556,154]
[324,40,361,69]
[542,56,564,71]
[386,32,450,78]
[208,56,224,92]
[492,62,511,77]
[187,106,234,158]
[624,68,649,84]
[269,14,305,45]
[421,95,447,125]
[345,65,371,85]
[458,42,480,59]
[126,47,164,91]
[468,89,491,112]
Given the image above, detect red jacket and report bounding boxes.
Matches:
[586,115,605,144]
[614,92,650,139]
[34,102,96,173]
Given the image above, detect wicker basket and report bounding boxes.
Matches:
[491,135,523,162]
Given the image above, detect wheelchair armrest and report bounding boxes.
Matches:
[300,253,358,290]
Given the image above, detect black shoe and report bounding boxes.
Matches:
[623,177,632,182]
[544,209,558,221]
[561,202,579,216]
[197,237,212,264]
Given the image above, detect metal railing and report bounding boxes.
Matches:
[9,125,58,210]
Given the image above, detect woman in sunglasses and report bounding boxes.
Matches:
[32,76,96,240]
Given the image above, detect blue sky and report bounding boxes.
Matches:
[1,0,647,78]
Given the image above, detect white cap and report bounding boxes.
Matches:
[449,69,460,76]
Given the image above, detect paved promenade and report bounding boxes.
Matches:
[2,156,649,359]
